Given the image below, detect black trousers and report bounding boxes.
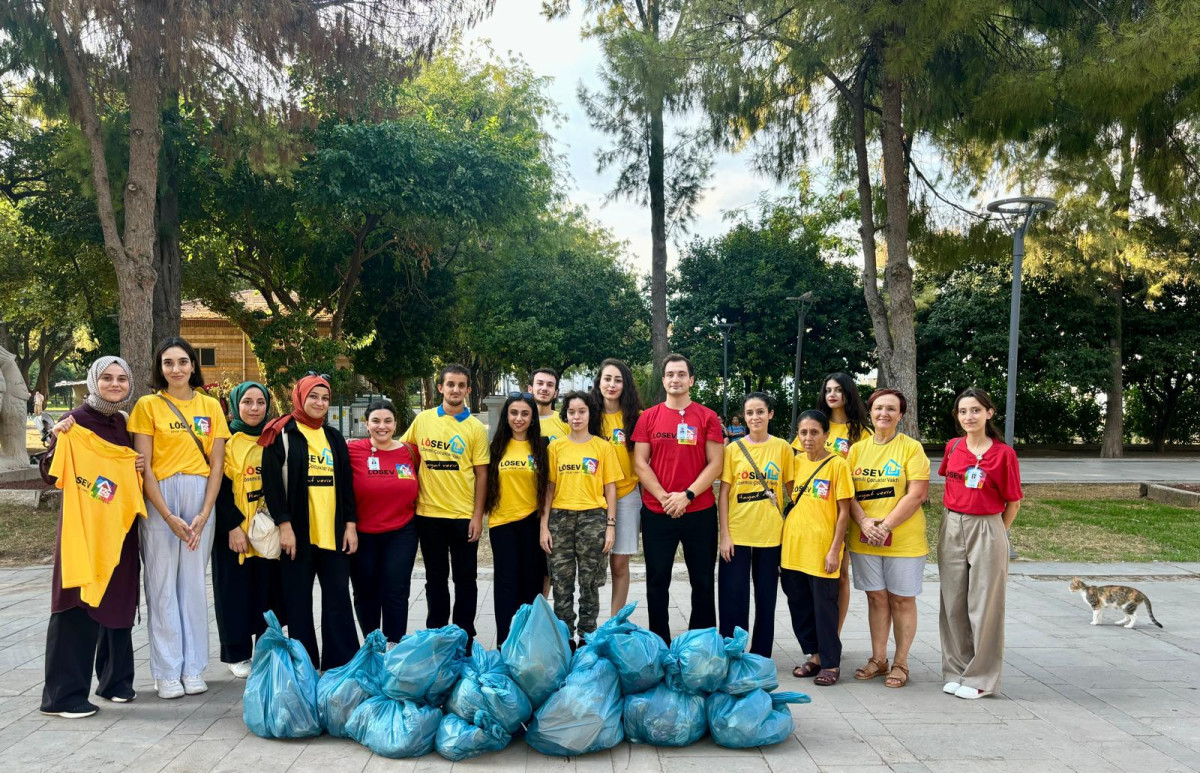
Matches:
[641,505,718,644]
[781,568,842,669]
[489,513,548,647]
[351,522,419,642]
[416,515,478,638]
[212,539,283,663]
[280,546,359,671]
[718,544,781,657]
[42,607,134,711]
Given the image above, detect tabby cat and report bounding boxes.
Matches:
[1068,577,1163,629]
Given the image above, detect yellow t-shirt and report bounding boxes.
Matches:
[128,391,231,481]
[847,433,931,558]
[538,412,570,444]
[401,407,490,519]
[548,435,621,511]
[490,439,539,527]
[223,432,266,559]
[49,425,145,606]
[601,410,639,498]
[720,436,796,548]
[791,422,872,459]
[781,454,855,577]
[297,423,337,550]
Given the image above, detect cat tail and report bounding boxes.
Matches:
[1144,597,1164,628]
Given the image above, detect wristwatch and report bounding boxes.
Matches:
[684,489,695,501]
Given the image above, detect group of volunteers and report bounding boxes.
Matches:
[38,342,1022,721]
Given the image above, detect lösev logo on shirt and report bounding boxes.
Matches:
[811,479,831,500]
[75,475,117,503]
[611,428,626,445]
[309,448,333,466]
[499,457,535,471]
[421,435,466,455]
[855,459,901,479]
[193,416,212,436]
[560,458,599,475]
[736,461,780,483]
[395,464,415,479]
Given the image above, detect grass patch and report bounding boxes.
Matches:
[925,483,1199,563]
[0,502,58,566]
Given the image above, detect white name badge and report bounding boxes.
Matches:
[964,466,985,489]
[368,456,380,471]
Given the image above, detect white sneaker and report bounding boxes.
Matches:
[229,660,252,679]
[182,675,208,695]
[954,685,986,700]
[156,679,185,699]
[943,681,961,694]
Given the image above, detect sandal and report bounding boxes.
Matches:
[793,661,821,678]
[814,667,840,686]
[884,663,909,688]
[853,657,889,681]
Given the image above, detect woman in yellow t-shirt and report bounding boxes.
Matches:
[484,392,550,647]
[128,338,230,700]
[259,374,359,671]
[717,393,795,658]
[591,357,642,615]
[781,410,854,687]
[793,372,872,637]
[846,388,931,689]
[212,381,281,679]
[540,391,620,647]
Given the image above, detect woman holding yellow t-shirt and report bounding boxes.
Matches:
[260,374,359,670]
[212,381,282,679]
[485,393,550,646]
[847,388,931,689]
[540,391,621,647]
[129,338,230,700]
[781,410,854,687]
[718,393,795,658]
[591,357,642,615]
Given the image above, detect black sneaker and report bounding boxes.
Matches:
[40,702,98,719]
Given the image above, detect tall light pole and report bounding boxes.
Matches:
[715,319,738,424]
[985,197,1056,446]
[787,292,815,432]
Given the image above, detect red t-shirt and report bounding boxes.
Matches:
[348,439,420,533]
[938,438,1023,515]
[631,401,723,513]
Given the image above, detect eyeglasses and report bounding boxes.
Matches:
[305,371,331,380]
[508,391,534,400]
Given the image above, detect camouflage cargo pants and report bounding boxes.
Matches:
[547,507,609,638]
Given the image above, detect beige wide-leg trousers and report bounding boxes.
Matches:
[938,509,1008,694]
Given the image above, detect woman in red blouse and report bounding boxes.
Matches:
[348,400,420,642]
[937,388,1022,700]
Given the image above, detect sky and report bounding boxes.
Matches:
[462,0,792,277]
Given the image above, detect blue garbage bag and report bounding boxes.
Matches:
[663,627,733,695]
[346,696,442,758]
[706,690,810,748]
[720,627,779,696]
[381,625,468,706]
[623,682,707,746]
[501,594,572,707]
[525,648,624,756]
[446,641,532,734]
[585,602,667,694]
[435,711,511,761]
[317,629,387,737]
[243,611,321,738]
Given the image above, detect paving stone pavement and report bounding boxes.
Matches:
[0,563,1197,773]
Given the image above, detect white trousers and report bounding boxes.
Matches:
[141,473,215,680]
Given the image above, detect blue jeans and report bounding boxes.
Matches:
[351,522,419,642]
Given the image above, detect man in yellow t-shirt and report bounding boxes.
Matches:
[529,367,569,442]
[400,364,489,639]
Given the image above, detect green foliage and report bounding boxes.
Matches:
[668,187,873,434]
[1124,278,1200,447]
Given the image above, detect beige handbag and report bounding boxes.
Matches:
[247,505,280,559]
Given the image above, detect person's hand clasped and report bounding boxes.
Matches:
[863,519,890,547]
[166,512,194,544]
[662,491,689,517]
[186,512,209,551]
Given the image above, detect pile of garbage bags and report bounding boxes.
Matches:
[243,596,808,757]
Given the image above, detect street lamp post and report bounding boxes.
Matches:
[715,320,738,424]
[786,292,815,432]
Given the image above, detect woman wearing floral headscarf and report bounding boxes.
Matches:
[213,381,283,678]
[38,356,144,718]
[260,374,359,670]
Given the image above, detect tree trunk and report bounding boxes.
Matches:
[878,66,919,437]
[648,89,669,402]
[153,93,183,346]
[1100,275,1124,457]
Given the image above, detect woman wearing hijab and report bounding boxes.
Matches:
[38,356,143,718]
[213,381,283,678]
[260,374,359,670]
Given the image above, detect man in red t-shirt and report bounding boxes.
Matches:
[632,353,724,643]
